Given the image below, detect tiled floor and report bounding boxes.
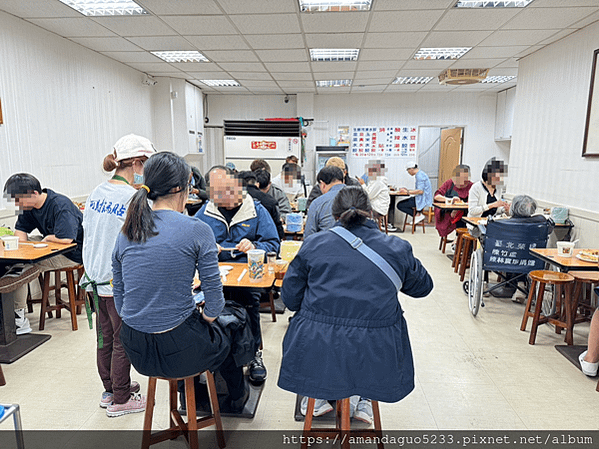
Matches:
[1,228,597,442]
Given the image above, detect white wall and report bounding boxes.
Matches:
[510,20,599,246]
[0,10,154,216]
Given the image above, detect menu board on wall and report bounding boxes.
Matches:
[351,126,417,158]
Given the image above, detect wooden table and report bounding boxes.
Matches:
[433,202,469,211]
[284,225,304,241]
[529,248,599,273]
[0,241,76,363]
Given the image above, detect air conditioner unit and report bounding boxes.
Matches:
[438,68,489,85]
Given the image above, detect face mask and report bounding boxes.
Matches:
[133,172,143,184]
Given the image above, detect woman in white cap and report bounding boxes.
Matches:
[81,134,155,417]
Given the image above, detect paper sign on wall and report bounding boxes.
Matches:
[351,126,417,158]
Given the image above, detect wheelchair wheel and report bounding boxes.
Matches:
[468,248,483,316]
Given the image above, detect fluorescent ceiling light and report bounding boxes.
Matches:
[151,51,209,63]
[481,75,517,83]
[316,80,352,87]
[393,77,434,85]
[198,80,241,87]
[455,1,534,8]
[299,0,372,12]
[310,49,360,62]
[414,48,471,60]
[57,0,148,16]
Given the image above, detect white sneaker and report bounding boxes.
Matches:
[414,215,425,225]
[15,308,32,335]
[386,224,398,232]
[300,397,333,417]
[349,395,360,418]
[354,398,373,424]
[579,350,599,377]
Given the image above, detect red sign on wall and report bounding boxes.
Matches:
[251,141,278,150]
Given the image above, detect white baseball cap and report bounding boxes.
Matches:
[112,134,156,161]
[405,161,417,170]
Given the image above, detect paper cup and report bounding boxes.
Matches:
[556,241,575,257]
[274,259,288,280]
[445,197,452,205]
[1,236,19,251]
[247,249,266,280]
[280,241,302,262]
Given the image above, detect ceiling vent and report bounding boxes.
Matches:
[438,68,489,85]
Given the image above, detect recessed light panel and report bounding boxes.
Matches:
[393,77,434,85]
[310,49,360,62]
[455,1,534,8]
[57,0,148,16]
[481,75,517,83]
[198,80,241,87]
[299,0,372,12]
[414,48,471,60]
[151,51,209,63]
[316,80,352,87]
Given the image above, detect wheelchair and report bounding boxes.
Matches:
[463,216,551,316]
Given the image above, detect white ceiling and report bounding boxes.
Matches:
[1,0,598,95]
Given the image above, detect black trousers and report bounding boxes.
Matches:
[397,196,419,216]
[223,287,261,354]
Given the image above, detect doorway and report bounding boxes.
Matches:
[417,127,463,192]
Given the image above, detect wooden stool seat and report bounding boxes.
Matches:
[521,270,576,345]
[142,371,225,449]
[301,397,383,449]
[38,264,85,331]
[570,271,599,283]
[571,271,599,322]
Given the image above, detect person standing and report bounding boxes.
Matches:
[397,162,433,225]
[82,134,155,417]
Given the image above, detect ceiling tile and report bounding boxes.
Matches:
[304,33,364,48]
[301,12,369,33]
[478,29,558,46]
[487,68,518,76]
[0,0,81,18]
[537,29,577,46]
[202,50,260,62]
[219,0,297,14]
[278,81,316,88]
[155,72,189,79]
[364,32,427,49]
[385,85,423,92]
[354,70,398,79]
[449,58,505,69]
[28,18,116,37]
[501,7,599,30]
[434,9,520,32]
[239,80,279,87]
[313,72,355,80]
[356,61,402,71]
[369,10,445,33]
[461,46,530,59]
[530,0,599,6]
[186,71,230,78]
[263,62,311,72]
[218,62,267,71]
[402,60,455,70]
[185,35,249,50]
[244,34,304,50]
[311,61,357,72]
[161,15,237,35]
[374,0,454,11]
[271,72,313,81]
[170,62,225,71]
[229,14,301,34]
[230,72,276,80]
[417,84,457,92]
[568,10,599,29]
[515,45,544,58]
[495,58,519,68]
[360,48,414,61]
[256,49,308,62]
[127,36,195,51]
[100,51,162,63]
[69,37,141,52]
[396,69,443,77]
[352,78,392,85]
[351,86,386,93]
[125,62,179,73]
[91,16,175,37]
[139,0,222,15]
[317,87,351,94]
[420,31,493,48]
[247,87,285,93]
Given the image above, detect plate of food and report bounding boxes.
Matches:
[576,250,599,263]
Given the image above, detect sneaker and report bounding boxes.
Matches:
[579,350,599,377]
[300,397,333,417]
[414,215,425,225]
[14,309,31,335]
[349,395,360,418]
[248,351,267,383]
[354,398,373,424]
[386,224,398,232]
[106,392,146,417]
[100,381,141,408]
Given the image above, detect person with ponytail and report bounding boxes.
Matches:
[278,186,433,422]
[112,152,251,414]
[82,134,155,417]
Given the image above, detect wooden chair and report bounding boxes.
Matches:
[26,274,53,319]
[301,397,383,449]
[401,207,425,234]
[457,234,477,282]
[452,228,470,272]
[142,371,225,449]
[423,207,435,224]
[520,270,575,345]
[376,214,388,235]
[38,264,85,331]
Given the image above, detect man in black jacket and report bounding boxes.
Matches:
[238,171,285,240]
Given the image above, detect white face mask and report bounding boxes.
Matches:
[133,172,143,184]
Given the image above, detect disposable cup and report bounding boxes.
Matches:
[556,241,575,257]
[267,251,277,274]
[445,197,452,205]
[1,236,19,251]
[247,249,266,280]
[274,259,288,280]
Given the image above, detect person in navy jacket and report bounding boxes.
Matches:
[278,186,433,420]
[196,166,280,384]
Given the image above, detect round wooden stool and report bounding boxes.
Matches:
[458,233,477,282]
[142,371,225,449]
[38,264,85,331]
[571,271,599,318]
[301,397,383,449]
[452,228,469,270]
[520,270,575,345]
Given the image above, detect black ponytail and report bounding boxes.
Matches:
[331,186,372,228]
[122,152,191,242]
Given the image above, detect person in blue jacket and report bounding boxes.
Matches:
[196,166,280,384]
[278,186,433,422]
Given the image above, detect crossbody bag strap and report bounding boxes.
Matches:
[329,226,402,292]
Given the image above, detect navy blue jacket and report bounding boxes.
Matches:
[278,220,433,402]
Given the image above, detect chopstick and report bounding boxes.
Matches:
[237,269,247,282]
